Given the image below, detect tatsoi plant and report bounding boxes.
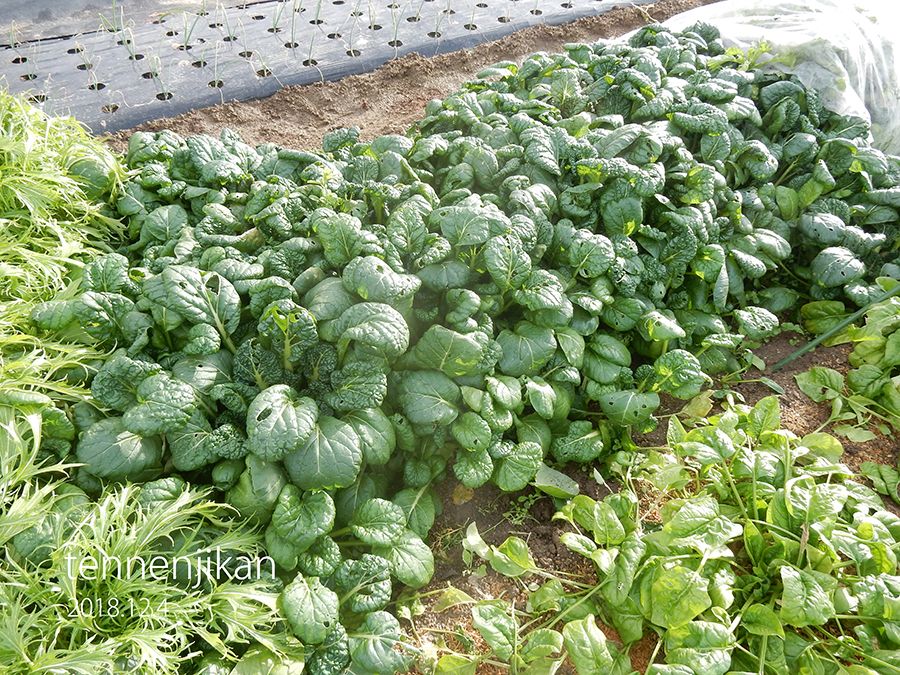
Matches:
[462,398,900,673]
[29,21,900,672]
[599,398,900,673]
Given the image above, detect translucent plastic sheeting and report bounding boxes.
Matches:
[0,0,656,133]
[659,0,900,153]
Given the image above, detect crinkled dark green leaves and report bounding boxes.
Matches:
[34,17,900,674]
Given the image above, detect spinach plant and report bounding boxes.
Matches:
[795,278,900,441]
[462,397,900,673]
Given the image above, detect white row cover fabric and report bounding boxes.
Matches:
[659,0,900,153]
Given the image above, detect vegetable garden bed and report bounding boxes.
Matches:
[2,0,899,673]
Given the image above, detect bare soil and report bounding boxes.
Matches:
[107,1,899,672]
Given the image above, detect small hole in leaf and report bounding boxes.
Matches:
[165,30,178,36]
[284,41,298,48]
[12,55,27,63]
[223,35,236,42]
[327,32,341,39]
[252,14,264,20]
[191,59,207,68]
[406,15,420,22]
[498,15,510,23]
[427,31,441,38]
[67,46,83,54]
[20,73,36,81]
[257,67,272,77]
[30,94,47,103]
[209,22,222,28]
[350,10,363,16]
[302,59,318,66]
[130,53,145,60]
[116,39,131,46]
[369,24,382,30]
[239,50,253,58]
[141,71,156,79]
[476,1,487,6]
[442,8,456,14]
[177,44,192,50]
[530,8,542,14]
[388,39,402,47]
[267,26,281,33]
[101,103,118,113]
[309,18,323,24]
[464,23,477,30]
[208,79,223,88]
[88,82,106,90]
[346,49,360,56]
[76,63,92,71]
[156,92,173,101]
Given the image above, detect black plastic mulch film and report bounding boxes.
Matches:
[0,0,655,133]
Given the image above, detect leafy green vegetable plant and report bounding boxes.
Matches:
[0,400,287,674]
[861,459,900,505]
[794,278,900,440]
[595,397,900,673]
[462,397,900,673]
[27,18,900,673]
[0,93,125,419]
